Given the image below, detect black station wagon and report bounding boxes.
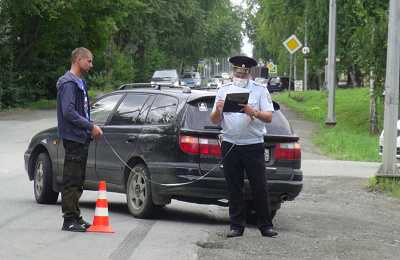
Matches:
[24,84,303,219]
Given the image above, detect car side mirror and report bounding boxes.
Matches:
[272,101,280,111]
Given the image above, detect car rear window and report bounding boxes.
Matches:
[266,111,293,135]
[269,77,281,84]
[185,96,293,135]
[185,96,217,130]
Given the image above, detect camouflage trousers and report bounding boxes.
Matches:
[61,136,90,219]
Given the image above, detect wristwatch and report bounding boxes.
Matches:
[254,110,258,117]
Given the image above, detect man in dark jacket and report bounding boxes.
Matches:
[56,47,103,232]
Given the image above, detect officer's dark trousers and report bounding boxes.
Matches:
[221,141,273,231]
[61,136,90,219]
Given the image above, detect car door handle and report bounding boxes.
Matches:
[126,137,136,143]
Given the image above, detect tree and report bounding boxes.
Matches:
[0,0,135,108]
[0,0,244,109]
[247,0,390,134]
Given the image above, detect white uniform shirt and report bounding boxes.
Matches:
[212,79,274,145]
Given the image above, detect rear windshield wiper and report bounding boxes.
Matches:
[204,126,222,130]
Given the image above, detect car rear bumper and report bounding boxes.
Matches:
[150,166,303,205]
[268,86,285,93]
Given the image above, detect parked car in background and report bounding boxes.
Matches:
[151,69,180,87]
[379,120,400,158]
[221,73,231,83]
[180,72,202,89]
[207,78,223,89]
[254,77,268,87]
[25,84,303,220]
[279,76,295,91]
[267,76,284,93]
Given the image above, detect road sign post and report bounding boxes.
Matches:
[283,34,303,97]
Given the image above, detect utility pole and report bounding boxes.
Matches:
[325,0,337,126]
[377,0,400,176]
[304,21,308,91]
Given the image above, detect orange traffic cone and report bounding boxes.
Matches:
[87,181,115,233]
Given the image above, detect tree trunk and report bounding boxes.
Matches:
[347,65,362,88]
[369,70,379,134]
[368,27,379,135]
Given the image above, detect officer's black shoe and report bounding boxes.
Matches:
[260,228,278,237]
[62,218,87,232]
[76,216,92,228]
[227,229,244,238]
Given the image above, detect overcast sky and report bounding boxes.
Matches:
[230,0,253,57]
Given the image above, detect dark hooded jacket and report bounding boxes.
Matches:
[56,71,94,144]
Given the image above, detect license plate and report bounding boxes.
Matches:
[264,149,270,162]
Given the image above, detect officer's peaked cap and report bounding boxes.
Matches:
[229,56,258,74]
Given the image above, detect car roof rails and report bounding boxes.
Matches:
[117,83,192,93]
[117,83,153,90]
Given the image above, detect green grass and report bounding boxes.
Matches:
[17,91,99,111]
[273,88,384,162]
[273,88,400,198]
[364,176,400,197]
[25,99,57,109]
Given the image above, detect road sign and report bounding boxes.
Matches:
[301,46,310,54]
[267,62,275,70]
[198,60,204,67]
[283,34,303,54]
[215,62,220,66]
[295,80,303,92]
[269,65,278,74]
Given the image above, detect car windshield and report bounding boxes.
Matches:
[182,73,200,79]
[153,70,177,78]
[255,78,267,84]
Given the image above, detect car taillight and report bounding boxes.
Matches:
[179,136,221,156]
[280,82,283,86]
[273,142,301,159]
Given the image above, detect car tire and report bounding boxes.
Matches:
[34,152,59,204]
[126,163,162,219]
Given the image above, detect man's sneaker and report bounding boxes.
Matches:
[76,216,92,228]
[62,218,87,232]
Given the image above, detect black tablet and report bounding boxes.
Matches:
[222,92,250,113]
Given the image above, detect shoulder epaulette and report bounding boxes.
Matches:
[221,82,233,88]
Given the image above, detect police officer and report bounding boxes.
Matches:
[210,56,278,237]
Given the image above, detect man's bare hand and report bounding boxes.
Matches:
[215,98,225,113]
[91,125,103,139]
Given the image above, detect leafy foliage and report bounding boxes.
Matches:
[0,0,243,109]
[247,0,389,92]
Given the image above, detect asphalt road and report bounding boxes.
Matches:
[198,104,400,260]
[1,104,399,260]
[0,108,217,260]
